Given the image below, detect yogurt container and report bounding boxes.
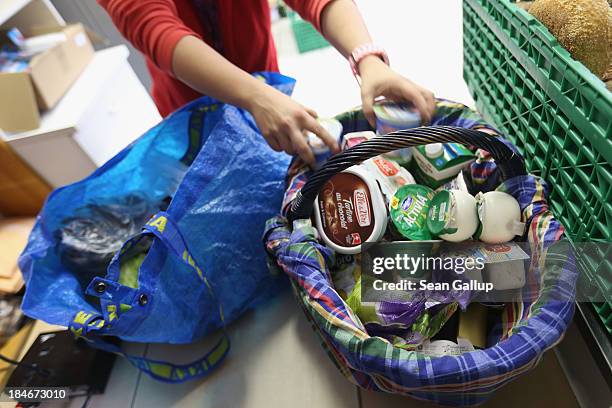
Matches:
[362,156,416,202]
[341,131,375,151]
[374,101,422,134]
[307,118,343,170]
[389,184,435,241]
[314,165,387,254]
[475,191,525,244]
[373,101,422,166]
[427,190,478,242]
[435,171,469,193]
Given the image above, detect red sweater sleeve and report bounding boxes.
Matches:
[97,0,201,73]
[285,0,335,32]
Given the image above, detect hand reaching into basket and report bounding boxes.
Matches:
[359,56,436,127]
[315,0,436,127]
[246,85,341,166]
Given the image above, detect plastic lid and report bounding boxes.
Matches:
[389,184,435,240]
[319,118,343,139]
[373,101,421,126]
[425,143,444,159]
[308,132,328,153]
[308,118,343,153]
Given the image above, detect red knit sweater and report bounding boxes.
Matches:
[98,0,332,116]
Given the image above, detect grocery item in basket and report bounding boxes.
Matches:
[362,156,416,201]
[389,184,435,240]
[374,100,422,133]
[482,243,528,290]
[307,118,343,170]
[529,0,609,78]
[330,254,360,299]
[427,190,478,242]
[435,171,469,193]
[314,165,387,254]
[412,143,475,188]
[384,148,413,167]
[343,271,461,350]
[440,242,528,291]
[417,338,475,357]
[475,191,525,243]
[374,101,421,165]
[486,260,526,290]
[341,131,374,150]
[458,303,488,349]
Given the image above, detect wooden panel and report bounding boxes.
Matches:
[0,139,51,216]
[0,72,40,132]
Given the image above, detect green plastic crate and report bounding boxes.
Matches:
[462,0,612,332]
[289,13,330,54]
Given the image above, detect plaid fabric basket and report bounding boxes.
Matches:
[263,101,577,406]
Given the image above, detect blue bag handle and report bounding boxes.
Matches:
[69,212,230,383]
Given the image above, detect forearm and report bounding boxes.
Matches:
[320,0,372,58]
[319,1,435,123]
[172,35,269,110]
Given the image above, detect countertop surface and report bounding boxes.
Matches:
[25,291,580,408]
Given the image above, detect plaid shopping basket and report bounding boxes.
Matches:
[264,103,577,406]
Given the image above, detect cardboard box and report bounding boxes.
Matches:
[0,24,94,132]
[0,217,35,276]
[0,139,51,216]
[0,217,34,295]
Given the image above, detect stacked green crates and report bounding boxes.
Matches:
[289,12,330,54]
[462,0,612,332]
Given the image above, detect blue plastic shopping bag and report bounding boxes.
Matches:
[18,72,293,382]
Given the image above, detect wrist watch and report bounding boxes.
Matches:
[349,43,390,81]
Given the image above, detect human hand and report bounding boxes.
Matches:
[246,86,340,165]
[359,56,436,127]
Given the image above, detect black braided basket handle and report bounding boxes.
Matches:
[288,126,525,221]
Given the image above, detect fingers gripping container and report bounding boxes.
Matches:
[264,103,578,406]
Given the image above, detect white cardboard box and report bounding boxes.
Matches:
[1,45,161,187]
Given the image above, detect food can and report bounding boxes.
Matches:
[373,101,421,165]
[308,118,343,170]
[374,101,422,132]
